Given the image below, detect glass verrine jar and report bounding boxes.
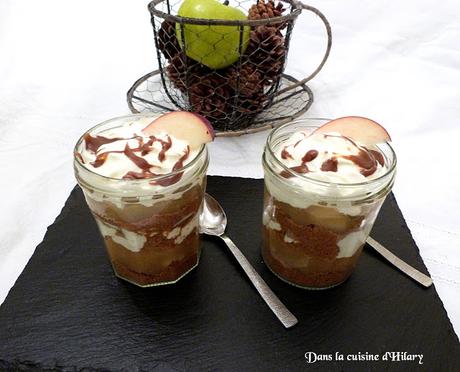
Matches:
[262,119,396,289]
[74,114,209,287]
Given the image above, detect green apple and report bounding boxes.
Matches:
[176,0,250,69]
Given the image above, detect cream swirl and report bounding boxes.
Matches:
[76,117,199,183]
[277,131,388,183]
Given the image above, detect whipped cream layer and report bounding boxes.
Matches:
[77,117,199,181]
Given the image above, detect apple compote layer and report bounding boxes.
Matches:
[85,183,204,286]
[262,188,375,289]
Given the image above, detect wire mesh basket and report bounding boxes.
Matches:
[128,0,331,136]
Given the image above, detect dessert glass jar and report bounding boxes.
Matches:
[74,115,209,287]
[262,119,396,289]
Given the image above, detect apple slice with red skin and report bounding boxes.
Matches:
[142,111,215,148]
[312,116,391,145]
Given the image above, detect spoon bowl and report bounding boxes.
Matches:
[199,194,227,236]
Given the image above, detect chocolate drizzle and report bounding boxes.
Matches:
[281,148,293,160]
[174,146,190,171]
[281,149,316,178]
[150,146,191,187]
[74,151,84,164]
[81,131,192,186]
[124,144,153,171]
[302,150,318,163]
[84,134,121,153]
[370,150,384,167]
[91,152,113,168]
[281,164,309,178]
[279,134,385,178]
[123,170,155,180]
[156,136,172,162]
[342,149,379,176]
[321,158,338,172]
[293,133,306,148]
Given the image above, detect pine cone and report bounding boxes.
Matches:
[236,92,269,115]
[158,20,180,61]
[226,64,264,96]
[188,73,232,120]
[248,0,285,20]
[166,54,210,92]
[245,26,286,84]
[166,54,188,91]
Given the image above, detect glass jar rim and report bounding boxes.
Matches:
[265,118,397,188]
[73,113,207,183]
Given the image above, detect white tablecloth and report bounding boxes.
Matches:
[1,0,459,337]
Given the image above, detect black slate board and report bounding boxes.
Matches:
[1,176,459,372]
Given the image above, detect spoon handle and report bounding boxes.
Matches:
[366,237,433,287]
[220,234,298,328]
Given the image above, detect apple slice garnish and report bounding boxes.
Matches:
[142,111,215,148]
[312,116,391,145]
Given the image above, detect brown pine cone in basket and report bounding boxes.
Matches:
[226,64,265,97]
[248,0,287,29]
[166,54,211,92]
[248,0,285,20]
[245,26,286,85]
[188,73,232,121]
[158,20,180,61]
[236,91,270,115]
[166,54,187,91]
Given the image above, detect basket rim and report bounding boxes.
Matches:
[148,0,303,26]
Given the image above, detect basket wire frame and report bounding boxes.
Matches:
[127,0,331,136]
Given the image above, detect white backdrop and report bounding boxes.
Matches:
[1,0,459,337]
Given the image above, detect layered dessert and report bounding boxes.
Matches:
[262,117,396,289]
[74,112,214,286]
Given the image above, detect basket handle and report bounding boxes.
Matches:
[275,2,332,96]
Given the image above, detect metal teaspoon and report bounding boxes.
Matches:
[199,193,298,329]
